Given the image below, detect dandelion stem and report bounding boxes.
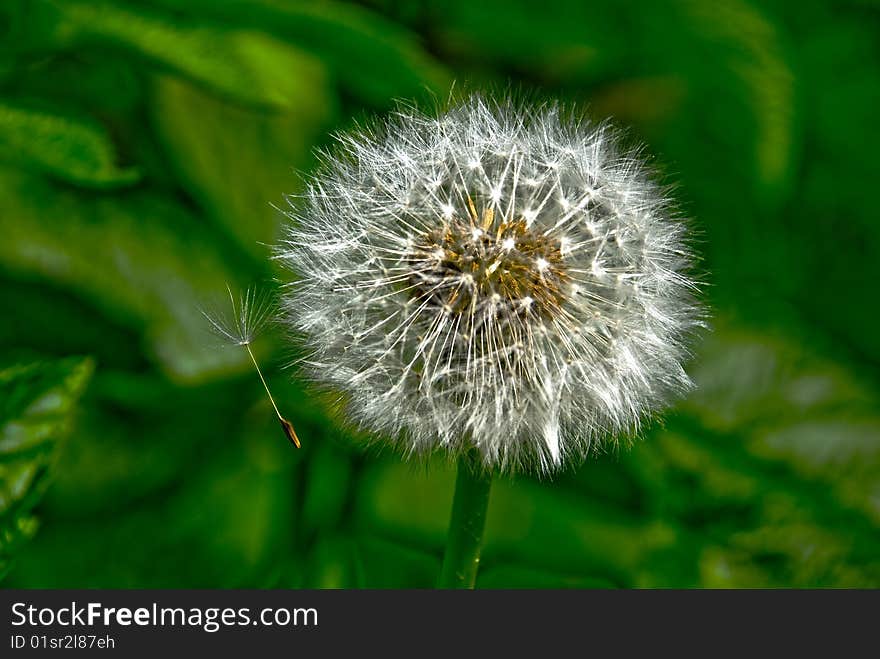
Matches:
[245,343,281,418]
[437,452,492,589]
[244,342,301,448]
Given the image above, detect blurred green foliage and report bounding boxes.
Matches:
[0,357,94,580]
[0,0,878,587]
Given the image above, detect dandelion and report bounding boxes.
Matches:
[279,95,699,469]
[202,286,301,448]
[277,94,701,586]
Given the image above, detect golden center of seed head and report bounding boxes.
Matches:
[410,197,570,317]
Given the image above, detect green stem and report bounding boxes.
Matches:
[437,452,493,589]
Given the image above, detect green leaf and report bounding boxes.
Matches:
[139,0,451,105]
[6,406,297,587]
[0,167,252,382]
[683,325,880,524]
[774,12,880,364]
[427,0,795,194]
[650,323,880,586]
[17,0,327,110]
[675,0,795,194]
[0,280,146,371]
[0,101,138,187]
[44,371,249,517]
[42,366,311,521]
[0,357,93,580]
[150,75,336,257]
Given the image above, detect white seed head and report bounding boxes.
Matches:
[278,95,701,474]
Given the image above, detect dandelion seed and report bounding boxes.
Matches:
[278,95,701,474]
[201,286,301,449]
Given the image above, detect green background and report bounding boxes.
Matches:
[2,0,878,588]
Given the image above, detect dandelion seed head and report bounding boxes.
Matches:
[278,95,702,474]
